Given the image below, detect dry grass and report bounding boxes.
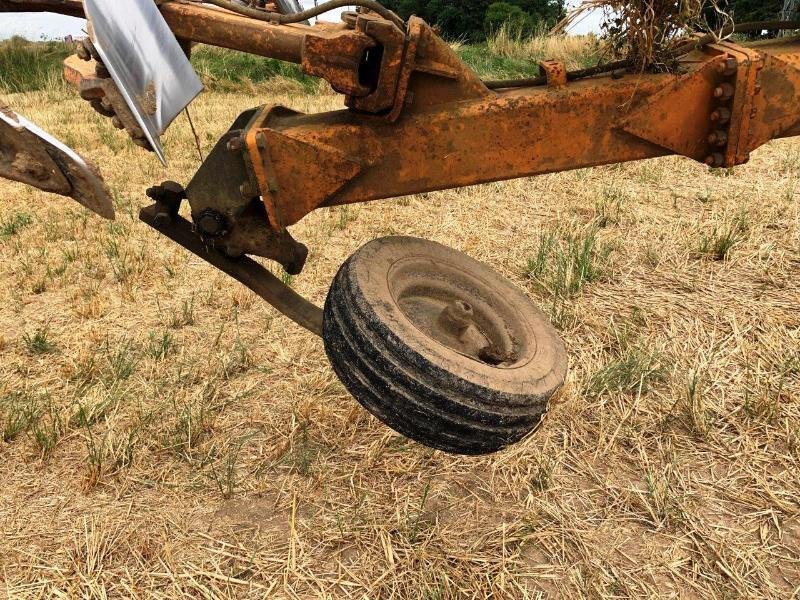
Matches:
[487,25,601,69]
[0,78,799,598]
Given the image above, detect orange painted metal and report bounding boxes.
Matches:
[0,0,84,16]
[538,60,567,87]
[9,1,800,238]
[238,29,800,229]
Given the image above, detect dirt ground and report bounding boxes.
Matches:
[0,84,798,598]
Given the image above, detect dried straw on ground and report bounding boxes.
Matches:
[0,55,799,597]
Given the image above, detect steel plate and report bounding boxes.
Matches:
[84,0,204,164]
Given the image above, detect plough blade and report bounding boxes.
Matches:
[0,106,114,219]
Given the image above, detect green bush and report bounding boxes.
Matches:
[0,36,72,93]
[382,0,565,41]
[485,2,533,35]
[703,0,783,28]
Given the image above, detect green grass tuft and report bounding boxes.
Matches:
[525,227,612,300]
[0,37,72,93]
[0,212,33,238]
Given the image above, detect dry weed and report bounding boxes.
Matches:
[0,75,798,598]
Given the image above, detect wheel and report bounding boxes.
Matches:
[322,236,568,455]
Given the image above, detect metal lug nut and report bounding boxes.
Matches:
[194,209,228,237]
[713,83,734,101]
[76,43,91,61]
[708,130,729,147]
[239,181,257,200]
[710,107,731,125]
[718,57,737,77]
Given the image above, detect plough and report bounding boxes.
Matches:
[1,0,799,454]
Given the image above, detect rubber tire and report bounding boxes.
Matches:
[323,236,567,455]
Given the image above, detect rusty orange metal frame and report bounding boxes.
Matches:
[7,1,800,251]
[234,15,800,229]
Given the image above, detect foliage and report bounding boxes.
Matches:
[382,0,566,41]
[485,2,532,34]
[1,35,599,94]
[706,0,784,24]
[0,36,72,93]
[598,1,706,72]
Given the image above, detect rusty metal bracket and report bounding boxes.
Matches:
[707,42,764,166]
[301,27,377,97]
[622,55,730,165]
[140,204,323,336]
[739,47,800,155]
[243,105,363,229]
[539,60,567,87]
[343,12,407,114]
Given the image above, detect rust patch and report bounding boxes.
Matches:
[139,81,158,116]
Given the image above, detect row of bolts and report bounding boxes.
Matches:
[705,56,739,168]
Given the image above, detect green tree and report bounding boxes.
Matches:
[485,2,532,35]
[703,0,783,25]
[382,0,565,41]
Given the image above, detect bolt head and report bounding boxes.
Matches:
[226,137,243,152]
[76,44,91,61]
[708,130,728,147]
[719,57,737,77]
[195,209,228,237]
[239,181,257,200]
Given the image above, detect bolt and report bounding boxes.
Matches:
[710,107,731,125]
[146,185,163,200]
[76,42,91,61]
[713,83,734,101]
[704,153,725,168]
[708,130,728,147]
[439,300,474,338]
[194,209,228,237]
[239,181,257,200]
[718,57,737,77]
[226,136,243,152]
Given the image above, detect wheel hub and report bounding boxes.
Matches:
[389,258,520,366]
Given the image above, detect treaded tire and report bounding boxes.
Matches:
[323,236,567,455]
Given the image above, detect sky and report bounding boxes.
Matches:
[0,1,605,40]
